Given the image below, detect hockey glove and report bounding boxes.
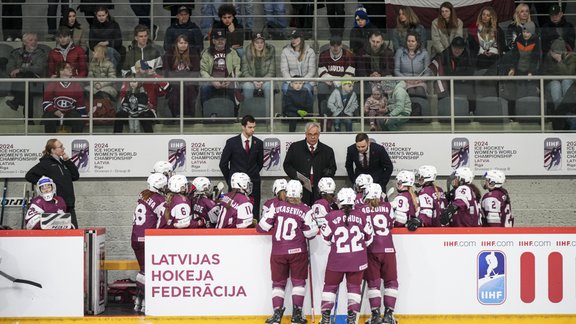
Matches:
[406,217,422,231]
[440,204,458,226]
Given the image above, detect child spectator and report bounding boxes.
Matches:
[505,21,541,100]
[481,170,513,227]
[25,176,68,230]
[88,44,118,101]
[391,170,419,228]
[505,3,534,52]
[283,78,313,132]
[327,80,358,132]
[381,81,411,131]
[364,84,388,131]
[349,6,378,55]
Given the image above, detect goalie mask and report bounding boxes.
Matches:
[396,170,415,188]
[318,177,336,195]
[37,176,56,201]
[364,183,383,200]
[272,179,288,196]
[168,174,189,194]
[354,174,373,192]
[192,177,212,195]
[484,169,505,189]
[231,172,253,195]
[454,167,474,185]
[286,180,303,198]
[153,160,173,177]
[416,165,437,186]
[147,173,168,193]
[337,187,356,206]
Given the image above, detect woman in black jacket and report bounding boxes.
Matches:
[26,138,80,228]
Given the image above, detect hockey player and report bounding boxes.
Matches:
[131,172,167,313]
[481,170,513,227]
[391,170,419,228]
[160,174,205,229]
[152,160,174,178]
[25,176,68,230]
[358,183,398,324]
[319,187,374,324]
[216,172,254,228]
[354,174,373,205]
[440,167,482,227]
[410,165,447,230]
[190,177,220,228]
[262,179,288,216]
[311,177,338,227]
[257,180,319,324]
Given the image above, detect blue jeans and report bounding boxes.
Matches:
[200,0,224,36]
[264,0,287,28]
[242,81,271,101]
[235,1,254,32]
[547,79,573,108]
[333,118,352,132]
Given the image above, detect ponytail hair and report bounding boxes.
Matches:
[342,205,352,227]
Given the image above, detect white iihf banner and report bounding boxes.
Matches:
[1,134,575,178]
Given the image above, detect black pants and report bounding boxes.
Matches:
[43,110,85,133]
[252,179,261,221]
[47,0,69,35]
[2,4,22,40]
[129,0,151,28]
[69,207,79,229]
[326,1,345,36]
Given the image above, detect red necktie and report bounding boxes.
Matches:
[309,145,314,185]
[245,139,250,154]
[310,145,314,156]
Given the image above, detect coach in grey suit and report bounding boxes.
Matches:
[345,132,393,191]
[219,115,264,220]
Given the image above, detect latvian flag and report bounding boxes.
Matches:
[385,0,516,30]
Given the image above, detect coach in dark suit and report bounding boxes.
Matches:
[219,115,264,219]
[283,122,337,206]
[345,132,393,190]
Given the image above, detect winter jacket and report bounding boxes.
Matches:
[163,19,204,54]
[241,43,276,78]
[430,18,463,57]
[47,43,88,77]
[387,81,411,117]
[349,23,378,54]
[507,35,541,75]
[328,88,358,117]
[123,42,163,74]
[541,18,576,55]
[211,19,244,49]
[280,44,316,81]
[394,47,431,77]
[7,46,48,77]
[25,155,80,209]
[88,18,123,53]
[200,46,241,78]
[355,43,394,77]
[392,24,427,52]
[283,87,313,116]
[540,51,576,79]
[88,59,118,98]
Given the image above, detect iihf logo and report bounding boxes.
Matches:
[71,139,89,172]
[544,137,561,171]
[263,138,281,171]
[477,251,506,305]
[451,137,469,169]
[168,139,186,172]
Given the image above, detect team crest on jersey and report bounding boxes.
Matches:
[263,138,281,171]
[477,251,506,305]
[168,139,186,172]
[451,137,469,169]
[71,139,89,172]
[544,137,562,171]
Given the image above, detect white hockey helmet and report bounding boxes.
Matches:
[192,177,212,195]
[417,165,437,184]
[286,180,303,198]
[484,169,505,188]
[354,174,373,192]
[396,170,415,187]
[37,176,56,201]
[153,160,173,176]
[231,172,253,195]
[167,174,188,194]
[337,187,356,206]
[318,177,336,195]
[147,173,168,193]
[454,167,474,184]
[364,183,383,200]
[272,179,288,196]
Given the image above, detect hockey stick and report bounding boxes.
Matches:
[213,181,225,200]
[332,284,340,324]
[0,269,43,288]
[0,179,7,226]
[357,280,367,323]
[20,184,29,230]
[307,240,315,323]
[386,187,395,201]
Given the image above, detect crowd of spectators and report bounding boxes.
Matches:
[1,1,575,132]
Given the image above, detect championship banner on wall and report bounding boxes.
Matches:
[1,134,576,178]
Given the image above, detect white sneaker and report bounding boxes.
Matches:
[14,38,21,42]
[6,37,12,42]
[140,298,145,314]
[133,296,142,312]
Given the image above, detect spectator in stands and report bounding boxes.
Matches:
[505,3,535,52]
[88,44,118,102]
[317,35,355,130]
[163,1,195,25]
[394,31,430,98]
[47,27,88,78]
[199,29,241,110]
[380,81,411,131]
[280,29,316,101]
[163,34,200,120]
[77,0,113,26]
[241,32,276,102]
[47,0,69,39]
[505,21,541,100]
[467,6,506,74]
[364,84,388,131]
[5,32,48,122]
[59,8,87,50]
[115,60,170,133]
[540,4,575,57]
[356,30,394,87]
[2,0,24,41]
[128,0,158,41]
[392,6,427,52]
[534,1,567,31]
[283,77,313,132]
[211,4,245,57]
[163,5,204,54]
[89,6,123,69]
[349,6,378,55]
[541,39,576,109]
[42,61,87,133]
[263,0,288,39]
[325,0,345,37]
[430,36,475,98]
[430,2,463,58]
[327,80,358,132]
[123,25,163,78]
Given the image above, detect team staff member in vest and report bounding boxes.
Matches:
[283,122,337,206]
[26,138,80,229]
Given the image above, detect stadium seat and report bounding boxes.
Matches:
[515,96,542,123]
[240,96,269,117]
[438,96,470,123]
[409,96,431,123]
[475,96,509,123]
[202,97,235,121]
